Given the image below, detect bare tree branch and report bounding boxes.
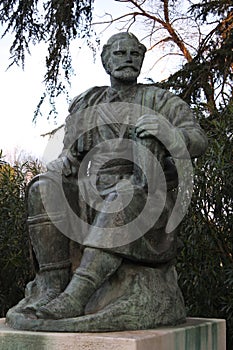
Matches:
[147,36,173,51]
[95,0,194,62]
[163,0,169,23]
[148,52,184,72]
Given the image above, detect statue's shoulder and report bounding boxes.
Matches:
[68,86,108,113]
[138,83,174,100]
[137,83,188,115]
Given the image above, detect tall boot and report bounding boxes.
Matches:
[36,247,122,319]
[21,213,71,313]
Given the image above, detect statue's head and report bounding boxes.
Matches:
[101,32,147,82]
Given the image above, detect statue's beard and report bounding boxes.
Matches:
[110,68,140,81]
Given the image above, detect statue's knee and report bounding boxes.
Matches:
[27,177,55,217]
[27,175,65,216]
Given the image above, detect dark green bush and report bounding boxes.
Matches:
[177,105,233,349]
[0,151,42,316]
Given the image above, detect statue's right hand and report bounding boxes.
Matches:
[62,156,72,176]
[47,157,76,177]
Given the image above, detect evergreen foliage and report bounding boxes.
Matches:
[0,151,42,316]
[177,104,233,349]
[0,0,95,118]
[159,2,233,348]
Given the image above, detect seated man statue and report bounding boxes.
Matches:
[7,32,208,332]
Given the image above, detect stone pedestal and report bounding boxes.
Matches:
[0,317,226,350]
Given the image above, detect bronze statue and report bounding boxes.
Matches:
[6,32,208,332]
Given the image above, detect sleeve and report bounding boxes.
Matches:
[158,90,208,158]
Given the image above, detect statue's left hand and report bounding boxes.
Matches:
[135,114,184,150]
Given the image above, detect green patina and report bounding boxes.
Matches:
[183,324,202,350]
[212,322,218,350]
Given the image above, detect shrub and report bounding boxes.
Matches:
[177,106,233,349]
[0,150,42,316]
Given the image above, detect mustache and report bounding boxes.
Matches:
[116,65,139,72]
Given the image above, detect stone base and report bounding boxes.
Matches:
[0,318,226,350]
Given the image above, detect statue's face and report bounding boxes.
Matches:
[106,39,144,81]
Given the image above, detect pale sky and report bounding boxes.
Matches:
[0,0,187,163]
